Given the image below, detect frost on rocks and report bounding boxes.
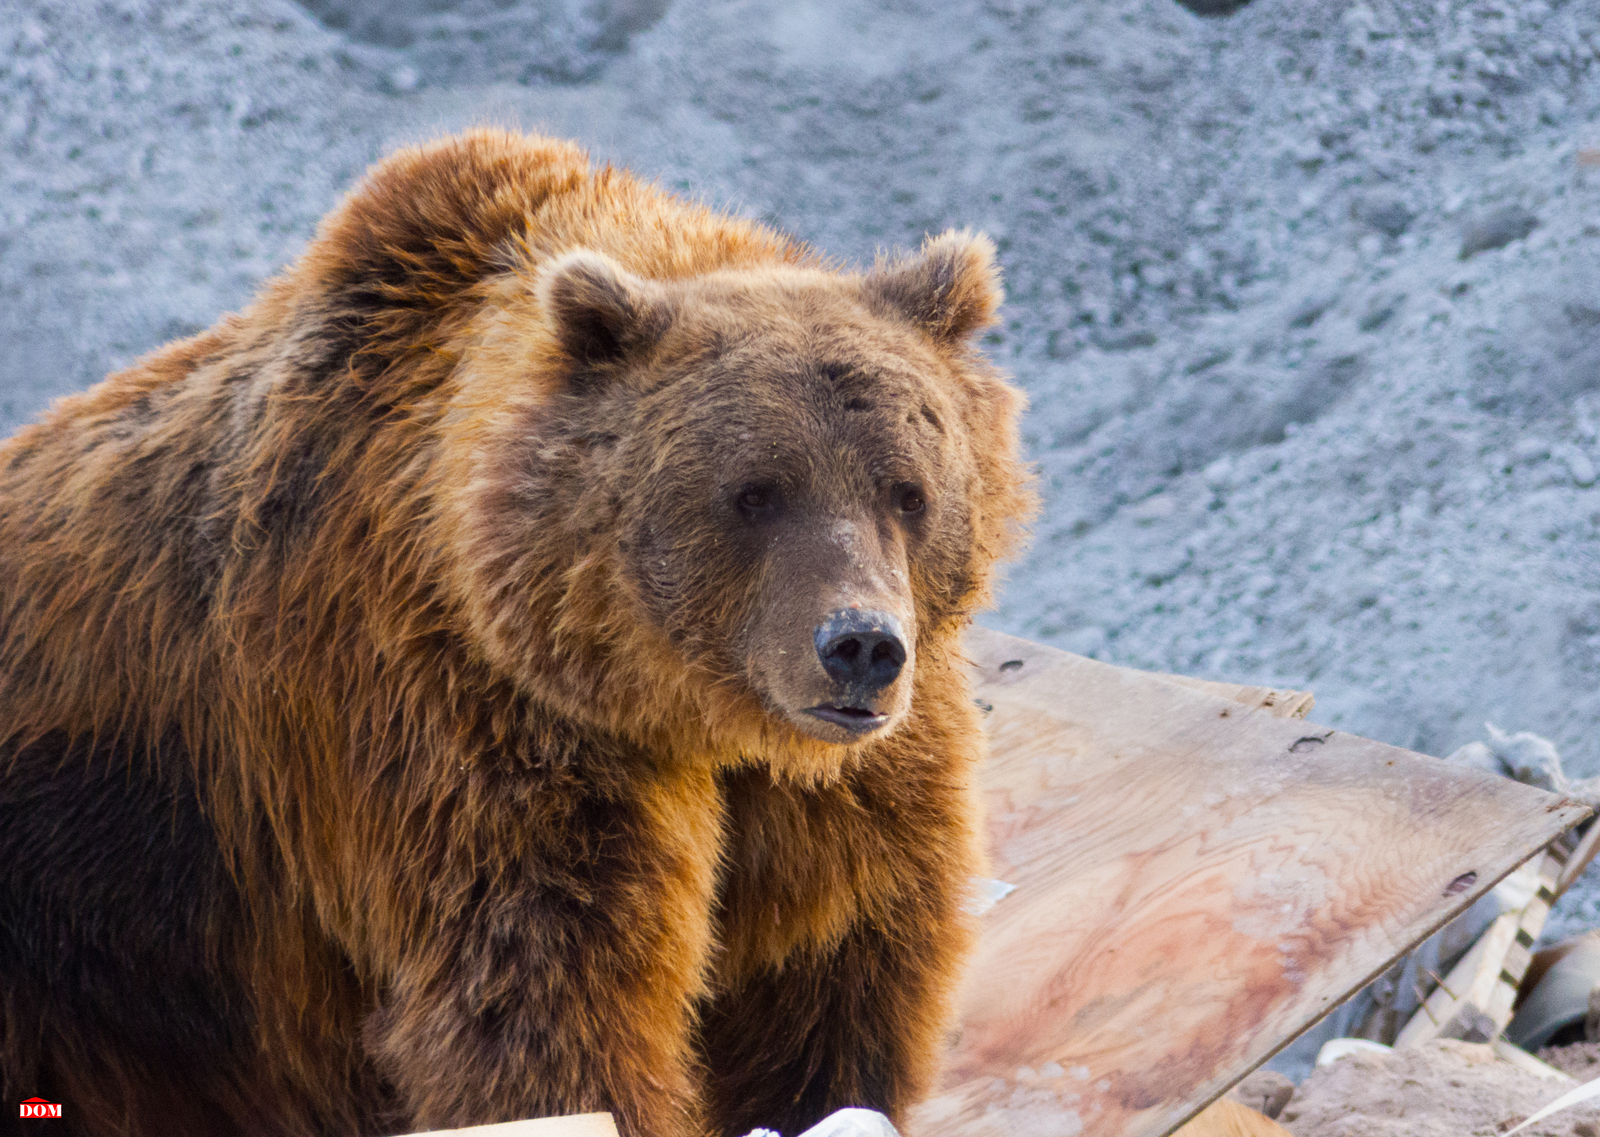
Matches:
[295,0,670,86]
[1459,203,1542,259]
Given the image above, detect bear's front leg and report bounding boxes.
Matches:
[360,759,723,1137]
[699,722,984,1137]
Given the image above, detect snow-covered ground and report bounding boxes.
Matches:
[5,0,1600,927]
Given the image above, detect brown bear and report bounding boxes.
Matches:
[0,130,1031,1137]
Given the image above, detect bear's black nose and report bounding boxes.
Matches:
[815,610,907,693]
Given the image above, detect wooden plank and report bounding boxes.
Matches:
[1492,1038,1575,1082]
[400,1114,618,1137]
[1497,852,1564,1021]
[1394,902,1524,1046]
[1395,847,1564,1046]
[912,628,1589,1137]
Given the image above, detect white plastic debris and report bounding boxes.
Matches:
[741,1108,902,1137]
[798,1109,901,1136]
[966,876,1018,916]
[1315,1038,1392,1067]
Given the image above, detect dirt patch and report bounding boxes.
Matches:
[1539,1040,1600,1082]
[1281,1040,1600,1137]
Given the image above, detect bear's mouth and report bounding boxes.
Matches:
[803,704,891,735]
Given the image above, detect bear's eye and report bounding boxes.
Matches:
[897,485,926,515]
[735,483,779,517]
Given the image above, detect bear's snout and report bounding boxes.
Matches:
[814,609,906,693]
[743,532,918,746]
[805,610,908,736]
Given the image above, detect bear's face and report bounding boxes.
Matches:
[454,234,1030,765]
[602,295,967,746]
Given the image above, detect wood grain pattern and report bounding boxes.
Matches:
[1155,675,1315,721]
[912,628,1589,1137]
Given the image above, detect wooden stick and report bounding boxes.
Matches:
[1558,818,1600,897]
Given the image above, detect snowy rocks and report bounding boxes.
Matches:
[1092,326,1159,353]
[1485,724,1568,795]
[1354,190,1416,239]
[1286,294,1336,330]
[1358,291,1406,333]
[1444,739,1507,778]
[1556,444,1599,489]
[1170,0,1255,15]
[385,63,419,93]
[1460,204,1541,259]
[293,0,671,86]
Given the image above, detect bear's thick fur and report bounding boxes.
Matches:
[0,131,1030,1137]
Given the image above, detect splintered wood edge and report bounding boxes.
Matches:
[399,1114,619,1137]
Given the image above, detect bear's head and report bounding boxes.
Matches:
[450,231,1031,776]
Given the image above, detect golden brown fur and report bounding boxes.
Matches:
[0,130,1031,1136]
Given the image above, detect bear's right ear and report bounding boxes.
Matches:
[538,250,671,381]
[864,229,1003,344]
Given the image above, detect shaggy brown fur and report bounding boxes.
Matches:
[0,130,1031,1137]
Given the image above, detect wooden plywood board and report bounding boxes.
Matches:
[912,628,1589,1137]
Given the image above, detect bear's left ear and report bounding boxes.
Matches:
[538,250,672,379]
[863,229,1003,344]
